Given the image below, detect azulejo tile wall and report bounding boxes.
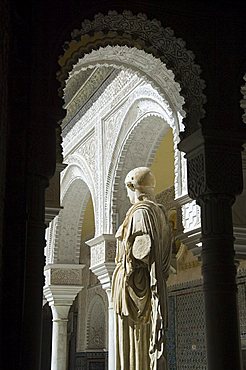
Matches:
[167,269,246,370]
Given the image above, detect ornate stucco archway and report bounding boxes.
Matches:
[45,12,207,370]
[44,10,245,370]
[58,10,206,136]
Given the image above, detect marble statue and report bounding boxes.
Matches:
[112,167,172,370]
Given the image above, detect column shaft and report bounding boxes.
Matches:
[106,290,116,370]
[21,175,47,369]
[43,284,83,370]
[51,316,69,370]
[200,195,242,370]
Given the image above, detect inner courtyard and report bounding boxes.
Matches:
[1,3,246,370]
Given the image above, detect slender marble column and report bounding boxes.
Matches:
[87,234,116,370]
[44,285,83,370]
[50,305,70,370]
[106,288,116,370]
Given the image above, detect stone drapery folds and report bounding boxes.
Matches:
[112,167,172,370]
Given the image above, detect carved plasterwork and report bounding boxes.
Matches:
[61,155,95,202]
[57,180,90,264]
[77,284,108,351]
[62,70,187,235]
[67,45,185,121]
[101,82,186,232]
[156,186,176,210]
[87,295,106,350]
[63,66,116,131]
[91,243,105,266]
[58,11,206,134]
[103,104,128,177]
[47,155,97,264]
[87,285,108,306]
[76,134,95,175]
[45,216,58,264]
[87,234,116,267]
[50,268,81,285]
[64,67,94,105]
[176,243,200,272]
[62,69,140,152]
[57,60,197,276]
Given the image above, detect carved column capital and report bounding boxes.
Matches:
[86,234,116,290]
[43,282,83,370]
[179,128,244,200]
[43,284,83,309]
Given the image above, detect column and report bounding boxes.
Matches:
[50,304,70,370]
[86,234,116,370]
[21,174,48,370]
[105,288,116,370]
[43,265,84,370]
[199,194,242,369]
[179,128,244,370]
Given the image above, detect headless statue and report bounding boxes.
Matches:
[112,167,172,370]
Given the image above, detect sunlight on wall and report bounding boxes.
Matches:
[151,128,174,194]
[81,197,95,241]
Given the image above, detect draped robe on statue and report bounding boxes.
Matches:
[112,199,172,370]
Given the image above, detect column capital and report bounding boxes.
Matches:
[178,128,245,200]
[86,234,116,290]
[43,284,83,308]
